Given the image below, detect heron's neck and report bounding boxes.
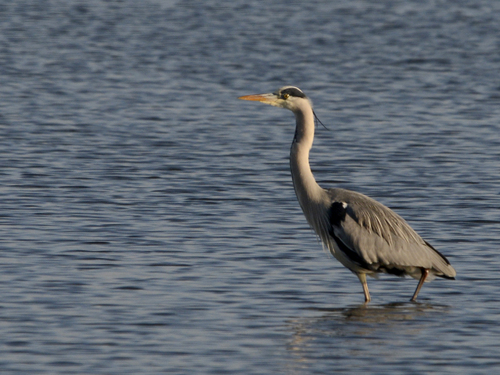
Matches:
[289,105,323,209]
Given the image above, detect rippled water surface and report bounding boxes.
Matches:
[1,0,500,374]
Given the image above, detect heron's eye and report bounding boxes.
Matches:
[282,93,290,100]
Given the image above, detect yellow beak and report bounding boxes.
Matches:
[238,93,277,104]
[238,94,267,101]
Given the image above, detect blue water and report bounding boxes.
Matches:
[1,0,500,373]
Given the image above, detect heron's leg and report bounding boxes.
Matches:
[411,268,429,302]
[357,273,371,303]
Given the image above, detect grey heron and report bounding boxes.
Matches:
[239,86,456,302]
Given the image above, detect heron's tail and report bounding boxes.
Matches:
[424,240,456,279]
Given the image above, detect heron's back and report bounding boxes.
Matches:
[323,188,456,279]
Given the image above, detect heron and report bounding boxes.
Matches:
[239,86,456,302]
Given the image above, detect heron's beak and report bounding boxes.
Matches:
[238,93,277,105]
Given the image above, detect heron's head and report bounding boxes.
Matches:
[239,86,312,113]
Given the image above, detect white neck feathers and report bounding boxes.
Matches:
[289,101,323,209]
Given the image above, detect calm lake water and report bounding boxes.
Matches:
[1,0,500,374]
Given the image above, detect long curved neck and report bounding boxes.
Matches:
[289,103,323,211]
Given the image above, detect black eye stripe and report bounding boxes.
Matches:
[281,87,306,98]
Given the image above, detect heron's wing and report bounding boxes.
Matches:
[326,188,454,276]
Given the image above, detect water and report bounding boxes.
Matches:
[1,0,500,373]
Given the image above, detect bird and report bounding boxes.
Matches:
[239,86,456,303]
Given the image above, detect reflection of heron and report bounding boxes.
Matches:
[287,303,449,345]
[239,86,456,302]
[285,303,450,371]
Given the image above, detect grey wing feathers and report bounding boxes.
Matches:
[327,188,456,278]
